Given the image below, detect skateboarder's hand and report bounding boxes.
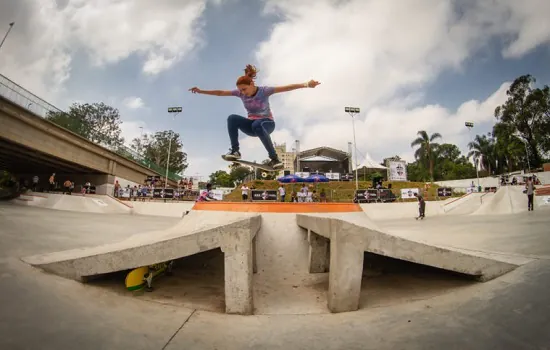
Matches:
[189,87,201,94]
[306,80,321,88]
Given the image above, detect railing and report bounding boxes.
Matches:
[0,74,181,182]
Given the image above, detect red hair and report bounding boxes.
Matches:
[236,64,257,86]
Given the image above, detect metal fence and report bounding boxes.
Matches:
[0,74,181,182]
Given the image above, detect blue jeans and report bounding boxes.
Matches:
[227,114,277,160]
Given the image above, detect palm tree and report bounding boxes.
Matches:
[411,130,442,181]
[467,134,496,175]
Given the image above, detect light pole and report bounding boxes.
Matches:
[165,106,182,188]
[345,107,360,190]
[0,22,15,52]
[465,121,480,190]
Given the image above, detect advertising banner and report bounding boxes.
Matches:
[153,188,174,199]
[437,187,453,197]
[251,189,278,201]
[387,160,407,181]
[400,188,419,199]
[325,172,340,180]
[211,189,225,201]
[295,172,310,178]
[355,189,378,203]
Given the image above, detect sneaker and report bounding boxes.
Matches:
[267,158,284,170]
[222,149,241,160]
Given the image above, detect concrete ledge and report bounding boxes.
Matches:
[296,212,520,313]
[22,210,261,315]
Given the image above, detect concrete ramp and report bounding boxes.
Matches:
[471,186,546,215]
[442,192,484,215]
[360,201,445,220]
[22,209,261,314]
[13,193,131,214]
[296,211,519,313]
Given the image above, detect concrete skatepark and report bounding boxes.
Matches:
[1,185,549,349]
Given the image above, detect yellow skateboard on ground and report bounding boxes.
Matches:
[124,261,174,292]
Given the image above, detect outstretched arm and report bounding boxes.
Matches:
[273,79,320,94]
[189,87,233,96]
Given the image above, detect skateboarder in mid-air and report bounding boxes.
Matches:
[189,64,320,170]
[414,192,426,220]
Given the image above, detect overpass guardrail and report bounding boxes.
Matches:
[0,74,181,182]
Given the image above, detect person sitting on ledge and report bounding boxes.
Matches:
[196,183,217,202]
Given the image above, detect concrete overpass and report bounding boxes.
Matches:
[0,76,179,194]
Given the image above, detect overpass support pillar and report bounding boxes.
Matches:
[68,174,115,196]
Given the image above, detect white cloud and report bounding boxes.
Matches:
[123,97,145,110]
[0,0,217,101]
[242,0,550,170]
[184,155,228,181]
[236,81,509,167]
[120,120,149,144]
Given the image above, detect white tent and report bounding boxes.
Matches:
[354,153,387,170]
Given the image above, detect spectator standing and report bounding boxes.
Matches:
[526,176,535,211]
[49,173,55,192]
[241,185,249,201]
[278,185,285,202]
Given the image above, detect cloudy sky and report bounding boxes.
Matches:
[1,0,549,179]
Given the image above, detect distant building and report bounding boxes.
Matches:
[274,142,296,174]
[295,146,351,175]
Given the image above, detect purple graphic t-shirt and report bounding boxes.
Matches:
[231,86,275,120]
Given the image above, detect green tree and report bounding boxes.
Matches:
[46,102,125,148]
[467,133,496,175]
[229,165,252,184]
[492,123,527,173]
[433,143,469,180]
[494,74,550,169]
[411,130,442,181]
[209,170,234,187]
[406,161,430,182]
[436,143,461,162]
[132,130,188,175]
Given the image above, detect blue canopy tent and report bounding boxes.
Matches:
[277,174,306,183]
[304,174,329,183]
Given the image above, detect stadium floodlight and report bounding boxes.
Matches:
[345,107,360,190]
[165,107,182,188]
[168,107,182,113]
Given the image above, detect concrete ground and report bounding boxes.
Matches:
[375,209,550,259]
[1,202,549,349]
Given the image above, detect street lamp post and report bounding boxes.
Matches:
[165,106,182,188]
[0,22,15,53]
[465,121,480,190]
[345,107,360,190]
